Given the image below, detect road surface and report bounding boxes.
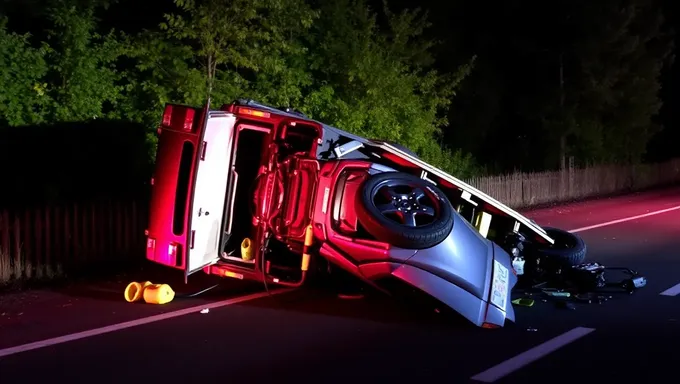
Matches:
[1,187,679,383]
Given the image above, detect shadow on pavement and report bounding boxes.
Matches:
[53,261,263,303]
[240,281,485,331]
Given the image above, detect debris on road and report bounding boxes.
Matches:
[511,298,535,307]
[123,281,175,304]
[514,261,648,310]
[200,308,210,314]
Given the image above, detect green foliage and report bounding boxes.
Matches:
[135,0,479,176]
[44,1,126,121]
[0,17,49,126]
[151,0,318,106]
[0,0,481,179]
[0,0,674,179]
[298,0,477,176]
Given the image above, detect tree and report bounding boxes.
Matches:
[126,0,479,176]
[0,16,50,126]
[37,0,125,122]
[301,0,478,176]
[533,0,674,166]
[148,0,318,106]
[434,0,673,172]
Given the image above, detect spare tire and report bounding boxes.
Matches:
[355,172,454,249]
[536,227,587,266]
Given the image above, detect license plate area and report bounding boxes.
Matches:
[490,260,509,310]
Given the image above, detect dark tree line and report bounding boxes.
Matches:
[0,0,676,181]
[405,0,676,172]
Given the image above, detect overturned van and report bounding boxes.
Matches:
[145,99,585,328]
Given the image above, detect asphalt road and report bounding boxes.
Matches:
[1,187,679,383]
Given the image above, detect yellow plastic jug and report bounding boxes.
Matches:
[124,282,144,302]
[241,237,253,261]
[124,281,155,302]
[143,283,176,305]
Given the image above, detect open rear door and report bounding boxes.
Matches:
[145,104,236,280]
[185,111,236,278]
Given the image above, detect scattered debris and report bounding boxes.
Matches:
[513,261,647,310]
[511,298,535,307]
[200,308,210,314]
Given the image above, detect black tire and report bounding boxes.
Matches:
[536,226,587,266]
[355,172,454,249]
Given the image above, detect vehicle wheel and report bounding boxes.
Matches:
[355,172,454,249]
[536,227,587,266]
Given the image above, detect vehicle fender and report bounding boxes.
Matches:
[399,212,494,300]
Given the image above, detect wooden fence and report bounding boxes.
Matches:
[1,158,679,285]
[0,199,147,285]
[465,158,680,209]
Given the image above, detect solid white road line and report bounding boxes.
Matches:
[0,289,292,359]
[660,282,680,297]
[470,327,596,383]
[567,205,680,233]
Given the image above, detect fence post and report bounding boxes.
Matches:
[73,202,80,264]
[568,156,574,199]
[44,205,52,277]
[0,209,10,283]
[12,212,22,280]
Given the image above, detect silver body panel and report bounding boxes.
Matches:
[377,211,517,327]
[363,163,517,327]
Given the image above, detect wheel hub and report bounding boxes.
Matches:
[394,193,421,212]
[375,184,437,227]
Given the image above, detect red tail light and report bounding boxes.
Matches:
[152,242,180,266]
[168,243,178,260]
[183,108,195,131]
[238,107,271,118]
[162,105,173,126]
[146,237,156,261]
[161,104,196,132]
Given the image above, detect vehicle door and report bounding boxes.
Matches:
[145,105,236,279]
[185,111,236,277]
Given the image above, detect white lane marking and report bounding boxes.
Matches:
[0,289,293,359]
[470,327,596,383]
[660,282,680,297]
[567,205,680,233]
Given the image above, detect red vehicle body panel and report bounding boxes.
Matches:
[146,105,202,270]
[146,102,326,283]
